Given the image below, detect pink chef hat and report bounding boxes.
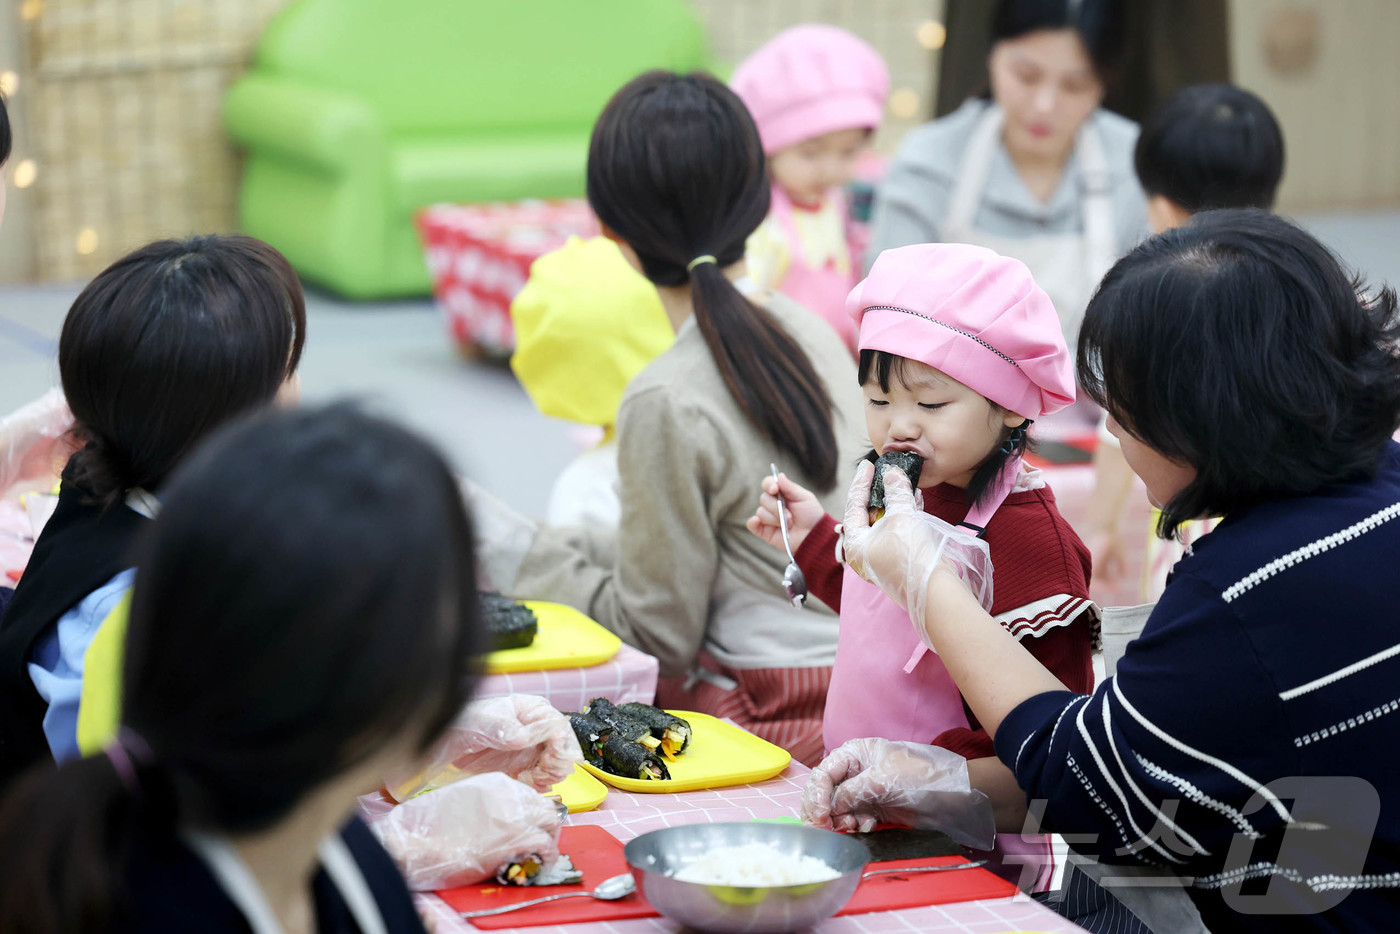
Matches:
[848,244,1077,419]
[731,25,890,156]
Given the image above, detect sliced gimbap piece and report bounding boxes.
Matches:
[567,712,612,767]
[598,733,670,781]
[616,703,692,756]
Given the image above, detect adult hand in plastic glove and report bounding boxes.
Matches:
[386,694,581,802]
[370,772,564,891]
[841,461,994,637]
[801,737,995,851]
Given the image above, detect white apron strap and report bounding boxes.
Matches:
[184,831,286,934]
[946,105,1118,291]
[124,487,161,520]
[185,829,390,934]
[943,104,1005,238]
[1076,117,1118,287]
[321,832,391,934]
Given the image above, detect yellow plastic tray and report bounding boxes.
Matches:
[484,601,621,674]
[579,711,791,793]
[549,764,609,813]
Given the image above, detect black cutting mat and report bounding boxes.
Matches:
[849,828,967,863]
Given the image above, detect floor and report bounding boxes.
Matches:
[3,209,1398,523]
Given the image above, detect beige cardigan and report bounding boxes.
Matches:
[489,295,867,679]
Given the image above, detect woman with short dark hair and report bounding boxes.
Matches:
[0,235,305,784]
[809,210,1400,932]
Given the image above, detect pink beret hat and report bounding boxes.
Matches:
[731,25,890,156]
[848,244,1076,419]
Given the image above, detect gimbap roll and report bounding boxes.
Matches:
[866,450,924,517]
[587,698,661,750]
[598,733,670,781]
[481,591,539,651]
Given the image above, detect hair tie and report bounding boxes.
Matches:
[686,254,717,272]
[105,727,154,795]
[999,418,1033,455]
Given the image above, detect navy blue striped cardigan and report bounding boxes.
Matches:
[998,441,1400,932]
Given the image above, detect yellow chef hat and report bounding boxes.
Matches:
[510,236,673,428]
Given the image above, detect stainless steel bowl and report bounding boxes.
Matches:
[623,822,869,933]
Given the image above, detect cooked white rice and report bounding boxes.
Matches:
[671,842,841,887]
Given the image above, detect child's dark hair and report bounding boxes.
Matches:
[0,92,11,167]
[59,234,306,509]
[587,71,839,490]
[1135,84,1285,212]
[859,350,1032,507]
[1078,209,1400,538]
[0,403,484,934]
[991,0,1127,88]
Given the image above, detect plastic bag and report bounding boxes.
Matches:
[369,772,564,891]
[385,694,581,802]
[801,737,996,851]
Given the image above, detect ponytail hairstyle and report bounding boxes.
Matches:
[587,71,839,490]
[0,404,484,934]
[0,89,11,168]
[59,234,306,509]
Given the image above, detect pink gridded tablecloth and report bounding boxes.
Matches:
[416,762,1086,934]
[472,643,659,711]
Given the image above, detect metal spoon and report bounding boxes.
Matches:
[770,463,808,608]
[459,873,637,919]
[862,859,988,880]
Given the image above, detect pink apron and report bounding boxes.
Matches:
[768,184,860,352]
[823,458,1056,892]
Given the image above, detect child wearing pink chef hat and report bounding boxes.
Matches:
[748,243,1097,890]
[732,25,889,353]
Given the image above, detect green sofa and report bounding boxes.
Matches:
[224,1,712,298]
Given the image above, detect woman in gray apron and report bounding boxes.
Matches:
[870,0,1148,380]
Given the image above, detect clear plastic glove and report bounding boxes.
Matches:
[385,695,582,802]
[0,388,76,496]
[841,461,993,644]
[369,772,564,891]
[801,738,996,850]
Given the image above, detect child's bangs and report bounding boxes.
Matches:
[858,349,918,393]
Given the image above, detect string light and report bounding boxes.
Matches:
[12,159,36,189]
[889,88,921,120]
[0,72,17,98]
[917,21,947,51]
[76,228,99,255]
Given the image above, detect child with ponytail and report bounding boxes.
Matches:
[474,71,867,765]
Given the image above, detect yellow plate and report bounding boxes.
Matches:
[484,601,621,674]
[549,764,609,813]
[579,711,791,793]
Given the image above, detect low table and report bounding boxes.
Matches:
[416,761,1086,933]
[472,642,659,712]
